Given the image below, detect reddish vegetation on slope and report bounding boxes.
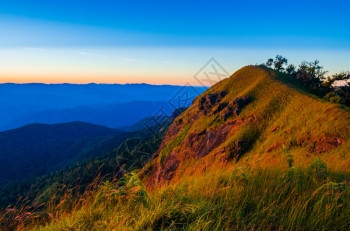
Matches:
[140,66,350,189]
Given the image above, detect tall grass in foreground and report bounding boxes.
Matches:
[23,157,350,231]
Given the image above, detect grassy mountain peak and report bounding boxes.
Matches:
[141,65,350,188]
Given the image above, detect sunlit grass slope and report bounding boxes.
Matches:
[29,164,350,230]
[142,65,350,187]
[26,66,350,230]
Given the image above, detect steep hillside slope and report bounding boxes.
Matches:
[142,66,350,187]
[0,122,125,184]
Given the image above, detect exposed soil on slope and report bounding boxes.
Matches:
[140,66,350,189]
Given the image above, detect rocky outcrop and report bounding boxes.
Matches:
[198,92,251,121]
[145,94,253,188]
[221,106,233,121]
[311,134,344,153]
[144,152,180,188]
[297,132,344,154]
[185,120,237,158]
[198,91,227,115]
[220,96,252,121]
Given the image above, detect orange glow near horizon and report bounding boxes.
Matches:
[2,47,350,86]
[0,47,204,85]
[0,72,195,85]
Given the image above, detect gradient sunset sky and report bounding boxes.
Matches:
[0,0,349,85]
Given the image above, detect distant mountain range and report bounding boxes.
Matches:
[0,83,205,131]
[5,101,172,130]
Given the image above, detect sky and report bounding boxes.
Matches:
[0,0,350,85]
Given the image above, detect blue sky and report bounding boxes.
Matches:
[0,0,349,84]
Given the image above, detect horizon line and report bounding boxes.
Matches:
[0,82,208,87]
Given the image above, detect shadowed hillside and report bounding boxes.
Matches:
[0,122,167,214]
[0,122,125,184]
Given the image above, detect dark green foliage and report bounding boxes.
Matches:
[283,147,294,168]
[324,91,346,104]
[323,72,350,105]
[0,122,167,215]
[0,122,124,184]
[308,158,328,182]
[264,56,350,106]
[266,58,274,68]
[273,55,288,71]
[296,60,326,83]
[285,64,296,75]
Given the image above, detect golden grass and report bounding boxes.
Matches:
[151,66,350,182]
[5,65,350,230]
[28,159,350,231]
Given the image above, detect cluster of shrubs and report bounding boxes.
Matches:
[264,55,350,106]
